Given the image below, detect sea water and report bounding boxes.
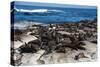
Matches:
[11,1,97,28]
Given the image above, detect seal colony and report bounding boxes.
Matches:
[11,19,97,66]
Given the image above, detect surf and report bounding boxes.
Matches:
[14,7,64,13]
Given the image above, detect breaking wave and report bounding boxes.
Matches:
[14,7,65,13]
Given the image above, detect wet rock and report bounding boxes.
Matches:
[11,19,97,65]
[55,46,66,53]
[19,42,40,53]
[74,53,88,60]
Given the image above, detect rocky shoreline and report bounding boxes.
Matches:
[11,19,97,66]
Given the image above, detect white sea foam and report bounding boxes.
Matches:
[15,8,48,13]
[14,7,64,13]
[49,10,65,13]
[12,21,44,29]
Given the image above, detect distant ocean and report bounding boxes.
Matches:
[11,1,97,28]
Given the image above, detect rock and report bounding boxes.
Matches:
[13,53,23,66]
[19,42,39,53]
[11,20,97,65]
[74,53,88,60]
[20,50,45,65]
[37,59,45,64]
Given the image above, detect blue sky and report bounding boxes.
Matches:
[13,1,97,9]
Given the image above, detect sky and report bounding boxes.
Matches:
[13,1,97,9]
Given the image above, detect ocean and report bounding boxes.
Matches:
[11,1,97,28]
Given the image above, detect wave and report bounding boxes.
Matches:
[14,7,65,13]
[12,21,45,29]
